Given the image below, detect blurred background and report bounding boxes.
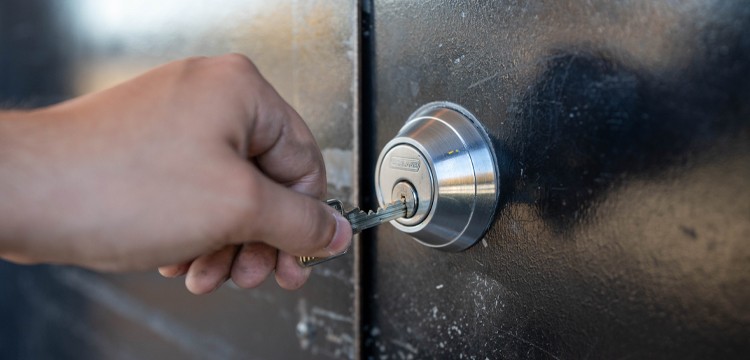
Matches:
[0,1,358,359]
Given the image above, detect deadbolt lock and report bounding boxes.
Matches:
[375,102,500,251]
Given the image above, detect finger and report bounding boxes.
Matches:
[158,261,191,278]
[232,163,351,258]
[251,105,326,198]
[219,54,326,198]
[230,242,277,288]
[185,245,238,294]
[275,251,311,290]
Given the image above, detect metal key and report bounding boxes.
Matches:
[297,199,407,267]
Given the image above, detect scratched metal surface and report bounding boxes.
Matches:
[364,0,750,358]
[0,1,357,359]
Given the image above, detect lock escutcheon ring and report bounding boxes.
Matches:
[375,102,500,251]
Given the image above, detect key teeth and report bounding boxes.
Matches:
[346,200,404,217]
[345,209,367,218]
[379,200,407,214]
[346,200,407,226]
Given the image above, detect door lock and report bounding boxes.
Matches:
[375,102,500,251]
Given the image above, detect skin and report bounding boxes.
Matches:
[0,54,352,294]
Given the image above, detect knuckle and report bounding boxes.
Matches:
[174,56,210,76]
[183,55,209,64]
[216,53,259,78]
[207,53,262,102]
[176,54,258,89]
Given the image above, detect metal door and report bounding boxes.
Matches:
[363,1,749,358]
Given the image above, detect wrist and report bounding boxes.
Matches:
[0,110,51,258]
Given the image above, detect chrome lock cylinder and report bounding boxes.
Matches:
[375,102,500,251]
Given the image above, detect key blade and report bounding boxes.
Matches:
[297,199,405,268]
[347,200,406,233]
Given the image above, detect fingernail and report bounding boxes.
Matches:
[325,211,352,255]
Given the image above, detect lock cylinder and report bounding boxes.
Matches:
[377,144,434,226]
[391,181,418,218]
[375,102,500,251]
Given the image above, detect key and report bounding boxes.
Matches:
[296,199,407,267]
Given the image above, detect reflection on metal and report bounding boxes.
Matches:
[376,144,433,226]
[375,102,500,251]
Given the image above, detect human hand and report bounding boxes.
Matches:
[0,54,352,293]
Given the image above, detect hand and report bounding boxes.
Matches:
[0,54,352,293]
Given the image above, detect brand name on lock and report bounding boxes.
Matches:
[390,156,420,172]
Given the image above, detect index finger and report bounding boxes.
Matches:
[225,54,327,199]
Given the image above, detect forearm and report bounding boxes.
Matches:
[0,110,44,259]
[0,107,109,267]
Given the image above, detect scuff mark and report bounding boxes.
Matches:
[468,53,571,89]
[312,306,354,323]
[296,298,313,350]
[53,269,242,360]
[298,298,355,359]
[310,265,354,285]
[390,339,419,354]
[500,330,561,360]
[20,279,141,360]
[448,325,463,336]
[409,80,420,97]
[468,72,500,89]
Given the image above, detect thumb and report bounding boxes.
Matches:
[238,166,352,258]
